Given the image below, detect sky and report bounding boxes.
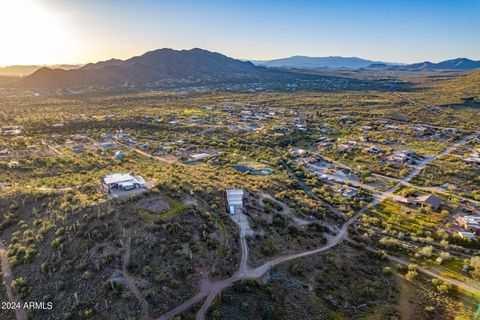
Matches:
[0,0,479,66]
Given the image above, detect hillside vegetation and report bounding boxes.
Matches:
[406,71,480,106]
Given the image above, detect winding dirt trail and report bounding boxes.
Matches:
[230,212,252,273]
[121,235,150,320]
[112,208,150,320]
[157,203,370,320]
[0,241,27,320]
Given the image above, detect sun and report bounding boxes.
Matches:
[0,0,74,66]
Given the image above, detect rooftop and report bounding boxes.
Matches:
[226,189,244,207]
[459,231,476,239]
[103,173,145,186]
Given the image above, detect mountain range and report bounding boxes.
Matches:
[391,58,480,71]
[0,64,81,77]
[8,49,480,89]
[252,56,399,69]
[15,48,320,89]
[252,56,480,71]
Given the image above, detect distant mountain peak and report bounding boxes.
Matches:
[13,48,314,89]
[251,55,398,69]
[397,58,480,71]
[0,64,82,77]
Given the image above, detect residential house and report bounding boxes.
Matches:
[1,126,22,135]
[385,150,416,165]
[407,194,443,211]
[411,125,428,133]
[295,124,308,132]
[243,124,263,132]
[226,189,244,215]
[289,148,307,156]
[361,126,373,131]
[342,188,357,199]
[368,146,383,154]
[458,231,476,239]
[337,141,358,152]
[463,149,480,165]
[71,146,86,153]
[101,173,146,192]
[456,216,480,234]
[99,141,118,149]
[8,161,20,168]
[385,125,400,130]
[463,157,480,165]
[189,153,210,161]
[114,151,125,159]
[153,146,173,155]
[336,168,352,177]
[0,149,11,158]
[100,132,113,140]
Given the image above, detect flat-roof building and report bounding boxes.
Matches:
[226,189,244,215]
[458,231,476,239]
[457,216,480,234]
[101,173,146,192]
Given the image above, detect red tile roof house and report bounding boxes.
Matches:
[406,194,443,211]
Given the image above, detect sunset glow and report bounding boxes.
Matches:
[0,0,74,66]
[0,0,479,66]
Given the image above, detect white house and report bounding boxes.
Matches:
[361,126,373,131]
[342,188,357,198]
[368,146,383,154]
[101,173,146,192]
[226,189,244,215]
[458,231,476,239]
[385,125,399,130]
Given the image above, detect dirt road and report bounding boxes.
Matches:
[386,254,480,294]
[156,203,370,320]
[121,235,150,320]
[0,241,27,320]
